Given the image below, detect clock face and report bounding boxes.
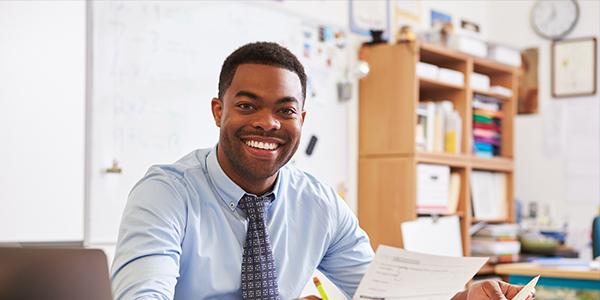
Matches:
[531,0,579,40]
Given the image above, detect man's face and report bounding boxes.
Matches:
[212,64,305,189]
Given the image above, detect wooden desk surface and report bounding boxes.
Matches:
[495,262,600,281]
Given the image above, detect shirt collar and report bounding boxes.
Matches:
[206,145,282,211]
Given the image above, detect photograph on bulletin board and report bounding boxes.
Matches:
[349,0,390,43]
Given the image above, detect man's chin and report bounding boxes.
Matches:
[244,166,279,180]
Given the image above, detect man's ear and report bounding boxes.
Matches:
[211,98,223,127]
[300,110,306,126]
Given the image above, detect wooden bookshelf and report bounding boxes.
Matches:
[358,41,518,256]
[419,77,465,91]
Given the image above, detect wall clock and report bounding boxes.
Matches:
[530,0,579,40]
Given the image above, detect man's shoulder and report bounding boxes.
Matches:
[143,148,208,184]
[281,164,339,203]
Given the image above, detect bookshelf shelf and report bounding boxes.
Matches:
[470,156,514,172]
[419,77,465,91]
[420,42,469,64]
[359,41,518,256]
[473,57,517,75]
[415,151,468,167]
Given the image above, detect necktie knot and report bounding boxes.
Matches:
[238,194,273,221]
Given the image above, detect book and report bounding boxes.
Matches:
[472,95,503,157]
[475,223,519,237]
[471,239,521,255]
[447,172,461,214]
[418,101,462,154]
[416,103,428,150]
[444,111,462,154]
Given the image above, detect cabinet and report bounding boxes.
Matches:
[358,41,518,256]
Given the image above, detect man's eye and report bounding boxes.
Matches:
[238,103,254,110]
[280,108,296,115]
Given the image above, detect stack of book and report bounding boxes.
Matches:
[471,223,520,263]
[416,101,462,154]
[472,94,502,157]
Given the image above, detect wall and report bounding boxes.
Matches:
[0,1,86,242]
[487,0,600,255]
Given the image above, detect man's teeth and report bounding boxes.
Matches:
[245,140,278,150]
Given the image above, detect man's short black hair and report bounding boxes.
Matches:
[218,41,307,101]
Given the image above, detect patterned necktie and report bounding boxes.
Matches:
[238,194,280,300]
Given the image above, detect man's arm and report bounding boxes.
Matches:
[111,173,188,300]
[316,190,375,298]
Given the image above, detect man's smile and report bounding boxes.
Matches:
[240,135,286,160]
[244,140,279,150]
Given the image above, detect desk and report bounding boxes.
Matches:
[495,262,600,291]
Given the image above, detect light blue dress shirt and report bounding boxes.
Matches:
[111,147,374,299]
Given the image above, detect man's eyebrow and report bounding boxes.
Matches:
[234,90,260,100]
[275,97,300,106]
[235,91,300,106]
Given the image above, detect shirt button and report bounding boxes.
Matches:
[229,202,235,208]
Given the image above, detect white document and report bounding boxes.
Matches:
[353,245,488,300]
[401,216,463,257]
[511,275,539,300]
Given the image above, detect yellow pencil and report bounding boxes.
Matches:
[312,276,330,300]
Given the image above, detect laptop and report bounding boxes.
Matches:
[0,247,113,300]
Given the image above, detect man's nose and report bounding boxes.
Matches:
[252,110,281,131]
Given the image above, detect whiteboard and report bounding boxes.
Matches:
[88,1,352,243]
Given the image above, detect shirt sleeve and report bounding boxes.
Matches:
[317,190,375,298]
[111,171,188,300]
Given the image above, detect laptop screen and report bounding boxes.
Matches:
[0,247,113,300]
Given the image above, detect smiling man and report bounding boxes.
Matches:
[111,42,531,300]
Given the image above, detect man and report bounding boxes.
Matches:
[112,42,531,300]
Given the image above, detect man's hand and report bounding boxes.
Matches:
[452,280,535,300]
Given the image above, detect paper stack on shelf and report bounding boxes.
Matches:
[489,85,513,97]
[416,101,462,154]
[472,95,502,157]
[470,171,507,221]
[488,44,521,67]
[417,61,465,86]
[471,223,521,263]
[417,61,439,80]
[470,72,491,91]
[438,68,464,86]
[448,34,488,57]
